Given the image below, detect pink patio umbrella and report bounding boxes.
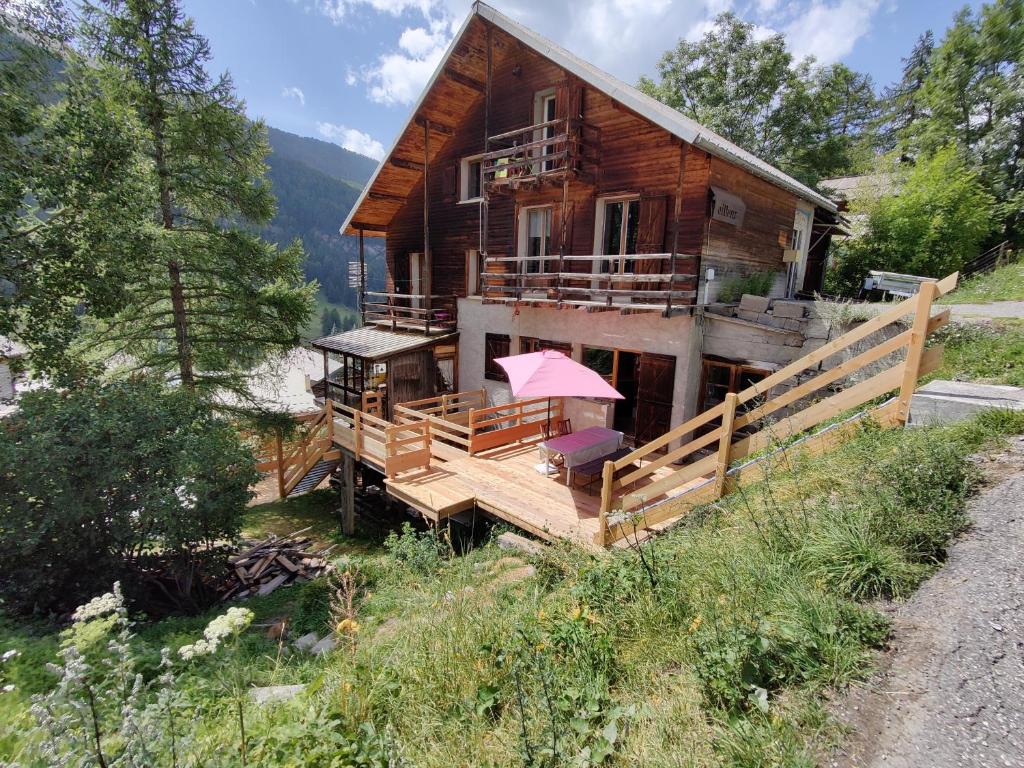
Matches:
[495,349,623,473]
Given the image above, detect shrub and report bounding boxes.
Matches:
[717,271,776,303]
[383,522,452,575]
[0,378,257,616]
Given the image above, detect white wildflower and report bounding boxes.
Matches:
[2,649,19,662]
[178,607,253,660]
[72,582,126,622]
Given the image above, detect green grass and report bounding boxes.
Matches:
[242,488,386,553]
[928,319,1024,386]
[939,261,1024,304]
[4,412,1024,766]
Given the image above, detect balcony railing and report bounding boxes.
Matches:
[362,292,458,335]
[481,118,598,190]
[480,253,698,313]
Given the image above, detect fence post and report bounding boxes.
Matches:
[897,281,937,425]
[353,409,362,461]
[325,399,334,444]
[713,393,738,499]
[275,430,286,499]
[468,409,477,456]
[598,460,615,548]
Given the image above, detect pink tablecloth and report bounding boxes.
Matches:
[542,426,623,469]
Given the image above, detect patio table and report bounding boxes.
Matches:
[540,426,624,486]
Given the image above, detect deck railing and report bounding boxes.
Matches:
[481,253,698,312]
[259,403,342,498]
[594,272,958,546]
[482,118,597,189]
[395,391,562,456]
[362,292,458,334]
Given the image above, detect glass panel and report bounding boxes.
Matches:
[602,201,623,273]
[525,209,550,274]
[623,199,640,273]
[468,160,481,199]
[583,346,615,383]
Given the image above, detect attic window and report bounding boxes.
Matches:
[460,155,483,202]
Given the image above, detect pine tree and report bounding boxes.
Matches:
[877,31,934,156]
[79,0,314,398]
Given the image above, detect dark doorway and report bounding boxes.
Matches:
[612,351,640,436]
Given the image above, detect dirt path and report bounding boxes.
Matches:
[830,435,1024,768]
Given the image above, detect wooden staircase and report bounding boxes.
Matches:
[264,402,343,499]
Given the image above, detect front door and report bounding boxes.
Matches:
[635,353,676,445]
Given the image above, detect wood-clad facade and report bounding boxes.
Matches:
[339,6,835,446]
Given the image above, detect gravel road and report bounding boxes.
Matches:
[947,301,1024,320]
[830,435,1024,768]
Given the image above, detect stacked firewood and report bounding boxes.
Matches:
[223,526,336,600]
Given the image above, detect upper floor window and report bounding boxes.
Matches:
[533,89,557,173]
[595,196,640,274]
[484,333,510,381]
[518,206,552,274]
[460,155,483,202]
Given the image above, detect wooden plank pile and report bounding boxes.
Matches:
[223,526,336,601]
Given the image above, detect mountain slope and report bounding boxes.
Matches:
[264,127,384,311]
[267,126,378,187]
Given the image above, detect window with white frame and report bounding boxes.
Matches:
[459,155,483,202]
[518,206,552,275]
[593,196,640,274]
[533,89,557,173]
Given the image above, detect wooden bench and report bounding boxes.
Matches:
[571,447,634,495]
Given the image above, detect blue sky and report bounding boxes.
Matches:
[181,0,983,161]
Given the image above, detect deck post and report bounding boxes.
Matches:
[341,453,355,535]
[275,429,286,500]
[325,399,334,444]
[713,393,738,498]
[422,120,432,335]
[897,280,937,424]
[667,143,687,315]
[598,460,615,547]
[358,229,366,325]
[353,409,362,461]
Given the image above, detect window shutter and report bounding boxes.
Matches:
[443,163,458,201]
[636,195,667,254]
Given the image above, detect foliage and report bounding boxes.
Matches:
[939,258,1023,304]
[826,147,995,294]
[638,13,877,184]
[65,0,315,400]
[0,378,256,616]
[383,523,452,576]
[716,271,776,303]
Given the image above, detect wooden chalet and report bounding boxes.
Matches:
[276,2,947,548]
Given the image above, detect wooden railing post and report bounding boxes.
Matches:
[325,399,334,444]
[598,460,615,547]
[275,430,286,500]
[897,281,937,424]
[713,393,739,499]
[353,410,362,461]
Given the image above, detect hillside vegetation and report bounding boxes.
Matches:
[4,412,1023,767]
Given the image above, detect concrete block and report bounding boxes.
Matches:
[804,318,833,339]
[496,531,545,557]
[739,294,771,313]
[310,636,338,656]
[736,309,767,323]
[772,300,807,319]
[909,380,1024,426]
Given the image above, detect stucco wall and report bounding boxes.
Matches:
[457,299,704,444]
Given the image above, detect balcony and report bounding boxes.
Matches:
[362,292,458,335]
[480,253,698,314]
[481,118,598,191]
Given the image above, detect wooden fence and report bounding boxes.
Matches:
[596,273,957,547]
[262,403,342,498]
[395,392,563,456]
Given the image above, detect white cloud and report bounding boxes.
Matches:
[784,0,881,63]
[306,0,884,104]
[317,121,386,159]
[345,67,358,86]
[281,86,306,106]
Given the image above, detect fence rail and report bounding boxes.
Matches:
[361,292,458,334]
[596,272,959,546]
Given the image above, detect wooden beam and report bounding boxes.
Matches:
[423,120,432,324]
[368,191,407,202]
[414,115,455,135]
[443,66,486,93]
[390,157,425,171]
[349,220,386,232]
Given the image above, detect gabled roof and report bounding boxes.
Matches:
[341,2,836,237]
